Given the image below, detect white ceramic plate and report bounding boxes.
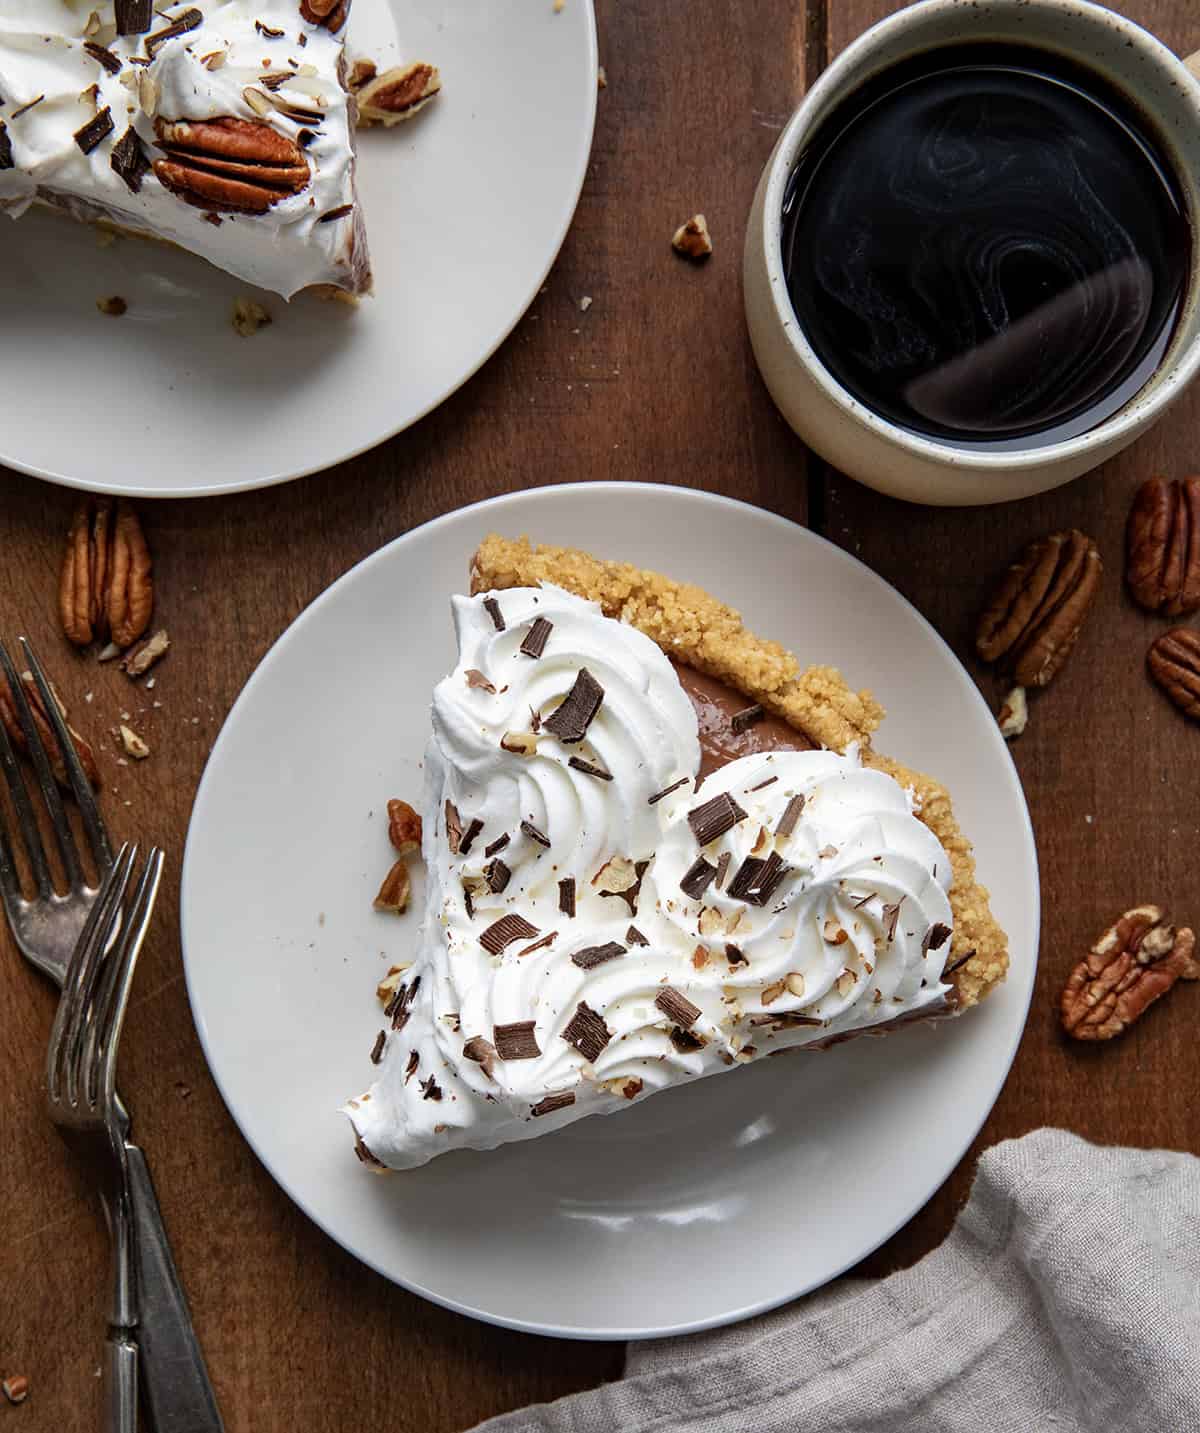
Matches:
[181,484,1039,1340]
[0,1,596,497]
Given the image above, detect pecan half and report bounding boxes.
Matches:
[59,498,153,650]
[153,118,310,214]
[300,0,349,33]
[976,529,1102,687]
[355,64,441,126]
[0,672,101,789]
[1126,477,1200,617]
[1147,628,1200,723]
[1062,906,1198,1040]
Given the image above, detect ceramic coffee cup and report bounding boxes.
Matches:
[744,0,1200,506]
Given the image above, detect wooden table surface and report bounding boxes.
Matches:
[3,1,1199,1428]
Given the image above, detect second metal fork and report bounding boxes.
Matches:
[47,843,163,1433]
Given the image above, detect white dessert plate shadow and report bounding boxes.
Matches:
[0,1,596,498]
[181,483,1039,1339]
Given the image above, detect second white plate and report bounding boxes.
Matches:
[0,0,596,496]
[181,483,1039,1338]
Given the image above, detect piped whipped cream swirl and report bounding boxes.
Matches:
[346,588,956,1171]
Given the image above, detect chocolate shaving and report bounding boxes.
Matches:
[369,1030,386,1065]
[485,833,510,857]
[115,0,153,34]
[626,925,649,947]
[680,856,717,901]
[457,818,484,856]
[655,987,701,1028]
[145,9,203,58]
[404,1050,419,1081]
[462,882,475,919]
[881,900,904,942]
[519,616,553,658]
[319,203,354,224]
[485,859,511,894]
[714,851,732,890]
[571,942,626,970]
[354,1136,386,1169]
[568,756,612,781]
[531,1091,575,1118]
[465,668,496,693]
[687,792,747,846]
[943,947,975,978]
[725,943,747,966]
[727,851,790,906]
[518,931,557,957]
[731,704,765,735]
[493,1020,541,1060]
[769,1013,824,1029]
[530,706,542,733]
[11,96,44,121]
[648,777,689,806]
[543,668,604,744]
[776,794,806,837]
[562,1002,611,1063]
[669,1027,706,1053]
[923,922,952,954]
[558,877,576,917]
[851,891,878,910]
[750,776,779,791]
[74,107,113,155]
[0,124,11,171]
[256,20,286,37]
[385,975,420,1032]
[445,800,464,854]
[84,42,123,75]
[483,596,505,631]
[110,127,150,193]
[420,1075,443,1101]
[463,1036,498,1078]
[480,914,540,954]
[520,819,550,848]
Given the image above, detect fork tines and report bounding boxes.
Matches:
[0,638,111,905]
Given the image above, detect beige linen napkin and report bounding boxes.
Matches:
[472,1128,1200,1433]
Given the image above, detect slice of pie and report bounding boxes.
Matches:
[345,536,1008,1172]
[0,1,370,298]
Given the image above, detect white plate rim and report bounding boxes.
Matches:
[181,481,1040,1340]
[0,5,598,500]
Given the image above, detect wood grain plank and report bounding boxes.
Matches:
[819,0,1200,1277]
[0,3,816,1429]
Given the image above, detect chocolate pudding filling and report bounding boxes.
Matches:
[671,662,815,778]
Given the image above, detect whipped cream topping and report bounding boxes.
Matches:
[346,587,956,1171]
[0,2,365,297]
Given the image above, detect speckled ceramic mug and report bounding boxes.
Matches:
[744,0,1200,506]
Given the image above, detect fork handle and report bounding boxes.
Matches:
[104,1333,138,1433]
[126,1145,226,1433]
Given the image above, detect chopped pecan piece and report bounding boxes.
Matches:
[300,0,349,32]
[355,63,441,126]
[672,214,712,259]
[387,799,422,856]
[1061,906,1198,1041]
[373,859,411,914]
[153,118,310,214]
[1126,477,1200,617]
[1147,628,1200,723]
[976,529,1102,687]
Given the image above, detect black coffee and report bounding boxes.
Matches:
[781,46,1191,448]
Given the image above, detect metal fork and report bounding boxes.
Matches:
[0,639,224,1433]
[47,843,163,1433]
